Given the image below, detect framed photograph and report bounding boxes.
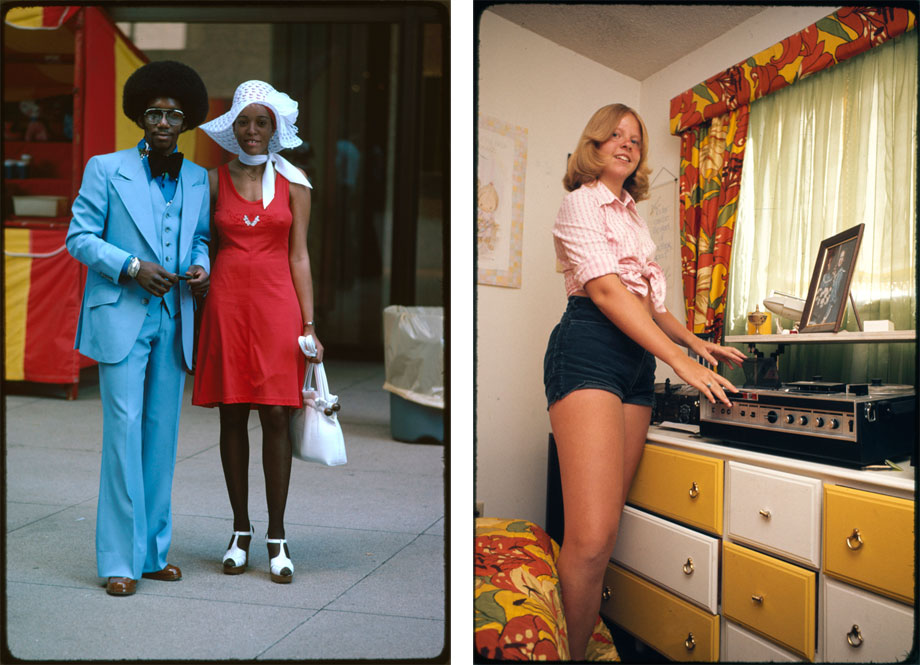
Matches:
[799,223,864,333]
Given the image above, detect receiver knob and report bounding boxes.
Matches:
[816,417,825,427]
[766,411,778,424]
[786,414,795,424]
[799,416,809,426]
[830,418,840,429]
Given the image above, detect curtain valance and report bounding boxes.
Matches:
[669,7,916,136]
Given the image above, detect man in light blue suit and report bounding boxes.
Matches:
[67,61,211,596]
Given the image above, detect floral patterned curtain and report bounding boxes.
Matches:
[670,6,916,338]
[679,107,748,336]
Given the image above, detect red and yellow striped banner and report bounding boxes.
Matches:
[4,226,92,382]
[77,7,198,165]
[79,7,150,163]
[4,6,80,29]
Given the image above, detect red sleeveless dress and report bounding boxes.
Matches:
[192,164,305,407]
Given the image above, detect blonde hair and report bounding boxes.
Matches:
[563,103,651,202]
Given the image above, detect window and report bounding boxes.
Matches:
[728,30,917,384]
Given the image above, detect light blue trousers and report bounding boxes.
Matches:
[96,303,185,579]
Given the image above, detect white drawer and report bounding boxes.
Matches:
[820,576,915,662]
[726,461,822,568]
[611,505,719,614]
[722,618,802,662]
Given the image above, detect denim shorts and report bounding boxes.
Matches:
[544,296,656,409]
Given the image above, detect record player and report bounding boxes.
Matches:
[700,379,915,466]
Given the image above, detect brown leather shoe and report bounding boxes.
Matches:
[141,563,182,581]
[106,577,137,596]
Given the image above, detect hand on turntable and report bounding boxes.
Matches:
[672,354,738,407]
[695,340,747,370]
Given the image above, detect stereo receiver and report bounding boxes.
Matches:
[700,380,915,466]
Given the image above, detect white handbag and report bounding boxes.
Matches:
[290,336,346,466]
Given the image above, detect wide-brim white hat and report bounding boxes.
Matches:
[199,80,303,154]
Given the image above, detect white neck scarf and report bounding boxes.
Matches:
[239,151,312,208]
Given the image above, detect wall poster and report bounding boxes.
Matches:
[478,114,527,288]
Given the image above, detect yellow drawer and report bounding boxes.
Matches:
[823,484,915,604]
[627,444,723,535]
[601,563,719,662]
[722,542,815,660]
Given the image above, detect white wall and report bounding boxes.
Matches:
[476,6,837,527]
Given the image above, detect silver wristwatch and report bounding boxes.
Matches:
[127,256,141,279]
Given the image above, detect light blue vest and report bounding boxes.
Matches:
[148,178,182,317]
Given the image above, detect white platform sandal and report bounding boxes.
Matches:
[266,538,293,584]
[222,525,252,574]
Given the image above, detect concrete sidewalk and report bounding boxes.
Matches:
[4,361,445,661]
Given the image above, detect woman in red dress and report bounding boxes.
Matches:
[193,81,322,584]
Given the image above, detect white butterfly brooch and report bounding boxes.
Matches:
[243,214,260,227]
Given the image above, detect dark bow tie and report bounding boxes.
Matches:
[149,151,184,180]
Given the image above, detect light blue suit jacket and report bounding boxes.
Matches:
[67,147,210,369]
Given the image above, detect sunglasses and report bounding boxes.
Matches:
[143,108,186,127]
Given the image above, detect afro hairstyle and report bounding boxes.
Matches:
[122,60,209,130]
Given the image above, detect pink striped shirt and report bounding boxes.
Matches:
[553,181,667,312]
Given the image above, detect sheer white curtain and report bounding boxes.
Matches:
[728,30,917,384]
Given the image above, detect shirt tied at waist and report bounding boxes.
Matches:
[617,257,667,313]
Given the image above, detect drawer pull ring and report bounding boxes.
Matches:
[688,481,700,499]
[682,557,694,575]
[847,624,863,647]
[752,594,764,604]
[601,585,611,602]
[758,509,771,519]
[846,528,864,550]
[685,633,696,651]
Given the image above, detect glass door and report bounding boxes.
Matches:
[274,15,444,359]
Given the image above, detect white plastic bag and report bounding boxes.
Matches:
[382,306,444,409]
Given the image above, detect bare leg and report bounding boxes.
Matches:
[258,405,291,548]
[621,403,651,503]
[550,389,628,661]
[219,404,252,550]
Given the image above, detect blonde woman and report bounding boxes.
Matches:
[543,103,746,658]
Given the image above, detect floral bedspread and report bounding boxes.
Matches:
[474,517,619,661]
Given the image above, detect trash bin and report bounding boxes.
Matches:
[382,305,444,443]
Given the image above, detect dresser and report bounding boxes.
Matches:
[598,426,915,662]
